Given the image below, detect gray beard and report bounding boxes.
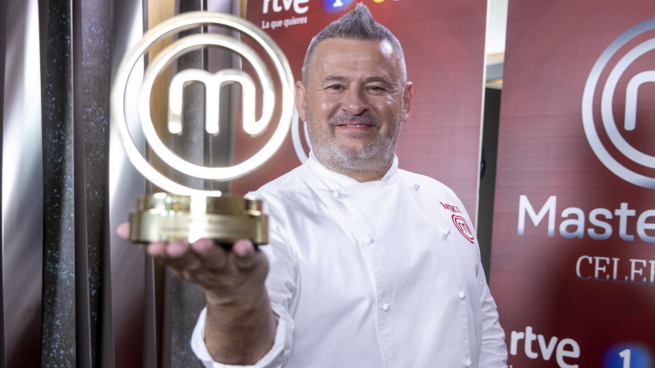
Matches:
[305,103,403,176]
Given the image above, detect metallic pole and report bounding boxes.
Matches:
[2,0,44,366]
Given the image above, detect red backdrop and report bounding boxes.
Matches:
[491,1,655,367]
[231,0,487,220]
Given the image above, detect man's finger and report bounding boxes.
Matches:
[190,238,228,270]
[161,240,203,271]
[117,222,130,240]
[232,239,260,270]
[147,241,167,257]
[167,240,188,258]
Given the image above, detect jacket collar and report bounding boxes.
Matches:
[304,151,399,190]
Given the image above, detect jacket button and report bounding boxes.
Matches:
[366,237,374,245]
[443,228,450,236]
[459,291,466,300]
[413,183,420,191]
[465,359,472,367]
[332,191,341,199]
[382,303,390,311]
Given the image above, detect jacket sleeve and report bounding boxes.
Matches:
[191,194,297,367]
[476,262,508,368]
[447,185,508,368]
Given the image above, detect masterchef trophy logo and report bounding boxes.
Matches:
[110,12,294,245]
[583,18,655,190]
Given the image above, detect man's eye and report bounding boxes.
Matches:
[368,86,383,91]
[328,85,342,90]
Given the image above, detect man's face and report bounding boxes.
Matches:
[296,38,413,174]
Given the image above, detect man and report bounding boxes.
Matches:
[118,4,507,367]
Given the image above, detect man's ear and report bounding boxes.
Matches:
[296,81,307,121]
[402,82,414,123]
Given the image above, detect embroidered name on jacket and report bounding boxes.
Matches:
[440,202,462,214]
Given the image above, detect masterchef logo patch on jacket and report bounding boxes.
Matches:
[440,202,475,244]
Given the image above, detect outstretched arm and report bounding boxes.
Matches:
[117,224,276,365]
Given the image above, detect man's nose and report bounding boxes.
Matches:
[341,86,368,115]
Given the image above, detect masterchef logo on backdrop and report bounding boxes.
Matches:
[582,18,655,190]
[517,195,655,286]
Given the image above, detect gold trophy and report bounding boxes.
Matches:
[110,12,294,246]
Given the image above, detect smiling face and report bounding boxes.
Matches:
[296,38,413,181]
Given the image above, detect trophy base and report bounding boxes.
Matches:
[129,193,268,245]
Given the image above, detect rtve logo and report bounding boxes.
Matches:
[111,12,294,196]
[263,0,309,14]
[583,18,655,190]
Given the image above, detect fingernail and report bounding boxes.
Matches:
[117,223,130,239]
[148,242,166,256]
[233,240,254,257]
[167,240,187,257]
[191,238,213,254]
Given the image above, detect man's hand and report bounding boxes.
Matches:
[116,223,276,365]
[116,223,268,303]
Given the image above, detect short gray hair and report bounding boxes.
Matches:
[301,3,407,86]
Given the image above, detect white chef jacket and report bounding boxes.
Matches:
[191,153,508,368]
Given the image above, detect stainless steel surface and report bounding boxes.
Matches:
[74,0,116,366]
[168,3,210,366]
[2,0,44,366]
[72,0,90,362]
[107,0,147,366]
[0,0,6,363]
[140,3,163,367]
[41,0,77,366]
[205,0,239,193]
[167,2,206,365]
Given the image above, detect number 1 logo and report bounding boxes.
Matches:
[323,0,354,13]
[619,349,631,368]
[603,343,652,368]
